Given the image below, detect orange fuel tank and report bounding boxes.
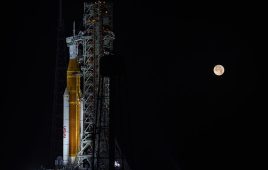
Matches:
[67,56,81,161]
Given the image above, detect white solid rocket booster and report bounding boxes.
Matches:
[63,88,70,165]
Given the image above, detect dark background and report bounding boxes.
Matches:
[1,0,266,170]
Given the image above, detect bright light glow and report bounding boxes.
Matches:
[114,161,120,167]
[213,64,225,76]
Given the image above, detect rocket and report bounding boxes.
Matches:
[63,44,82,165]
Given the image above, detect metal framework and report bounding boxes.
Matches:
[65,1,114,169]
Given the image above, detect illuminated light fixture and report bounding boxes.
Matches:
[114,161,120,167]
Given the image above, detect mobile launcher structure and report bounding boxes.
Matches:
[61,1,130,170]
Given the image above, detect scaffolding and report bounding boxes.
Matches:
[65,1,115,169]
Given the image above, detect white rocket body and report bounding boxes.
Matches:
[63,88,70,165]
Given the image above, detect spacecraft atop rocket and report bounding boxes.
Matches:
[63,43,83,165]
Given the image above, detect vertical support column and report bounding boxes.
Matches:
[80,99,84,144]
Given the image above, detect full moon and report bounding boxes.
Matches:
[213,64,224,76]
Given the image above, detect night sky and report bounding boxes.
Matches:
[2,0,266,170]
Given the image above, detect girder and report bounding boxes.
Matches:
[64,1,114,169]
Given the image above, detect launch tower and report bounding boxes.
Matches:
[61,1,130,170]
